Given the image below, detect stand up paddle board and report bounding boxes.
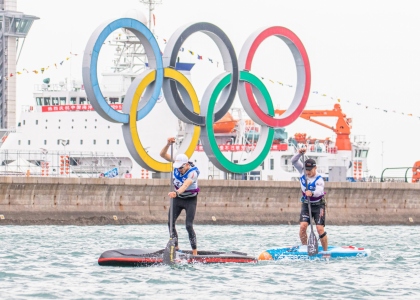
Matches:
[98,248,257,266]
[259,245,371,260]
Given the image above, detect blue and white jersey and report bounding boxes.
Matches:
[173,163,200,198]
[291,153,326,203]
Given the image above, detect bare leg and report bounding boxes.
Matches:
[316,225,328,251]
[299,222,308,245]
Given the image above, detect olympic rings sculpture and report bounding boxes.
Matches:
[82,18,311,173]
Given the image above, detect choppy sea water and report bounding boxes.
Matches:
[1,225,419,299]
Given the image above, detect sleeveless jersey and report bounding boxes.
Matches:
[173,164,200,198]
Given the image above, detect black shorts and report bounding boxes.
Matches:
[299,203,326,226]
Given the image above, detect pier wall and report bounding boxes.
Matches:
[0,177,419,225]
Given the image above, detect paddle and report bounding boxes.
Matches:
[163,143,176,265]
[302,154,319,256]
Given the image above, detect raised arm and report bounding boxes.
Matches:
[291,148,306,174]
[160,137,176,162]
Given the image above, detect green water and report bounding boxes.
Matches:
[1,225,419,299]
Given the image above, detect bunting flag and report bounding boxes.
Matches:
[32,70,38,74]
[188,50,194,55]
[197,55,203,60]
[208,58,213,63]
[163,39,167,44]
[41,68,45,74]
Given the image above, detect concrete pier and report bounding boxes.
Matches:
[0,177,418,225]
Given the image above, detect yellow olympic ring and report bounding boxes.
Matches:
[127,68,201,172]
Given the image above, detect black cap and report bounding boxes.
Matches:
[305,158,316,170]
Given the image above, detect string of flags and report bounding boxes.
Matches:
[3,52,79,80]
[155,35,420,120]
[6,35,419,120]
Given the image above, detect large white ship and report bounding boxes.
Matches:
[0,7,370,181]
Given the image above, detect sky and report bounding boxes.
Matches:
[15,0,420,177]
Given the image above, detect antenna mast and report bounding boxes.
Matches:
[138,0,162,32]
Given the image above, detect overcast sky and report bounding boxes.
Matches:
[16,0,420,177]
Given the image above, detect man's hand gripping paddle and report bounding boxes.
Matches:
[302,154,319,256]
[163,143,176,265]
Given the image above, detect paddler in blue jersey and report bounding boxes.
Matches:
[292,147,328,253]
[160,137,200,256]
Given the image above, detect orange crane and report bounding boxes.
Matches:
[412,161,420,183]
[274,103,352,150]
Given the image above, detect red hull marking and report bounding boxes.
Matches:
[188,257,257,264]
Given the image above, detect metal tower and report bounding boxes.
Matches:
[138,0,162,33]
[0,0,38,129]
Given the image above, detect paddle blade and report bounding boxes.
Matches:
[163,238,176,265]
[307,231,319,256]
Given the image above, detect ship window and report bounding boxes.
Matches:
[93,140,96,145]
[67,140,70,145]
[95,119,97,122]
[44,97,51,105]
[18,140,21,145]
[36,97,42,106]
[117,139,119,145]
[80,140,83,145]
[36,120,38,125]
[270,158,274,170]
[80,97,86,104]
[107,139,109,145]
[260,161,264,170]
[109,97,119,104]
[361,150,368,158]
[121,96,125,103]
[28,140,31,145]
[52,97,59,105]
[70,97,76,104]
[23,120,25,125]
[44,140,47,145]
[60,97,66,105]
[59,119,61,122]
[57,140,60,145]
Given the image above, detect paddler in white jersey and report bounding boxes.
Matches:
[292,147,328,253]
[160,137,200,256]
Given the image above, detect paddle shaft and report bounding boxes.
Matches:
[302,155,316,239]
[169,144,174,238]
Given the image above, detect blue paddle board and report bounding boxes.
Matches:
[259,245,371,260]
